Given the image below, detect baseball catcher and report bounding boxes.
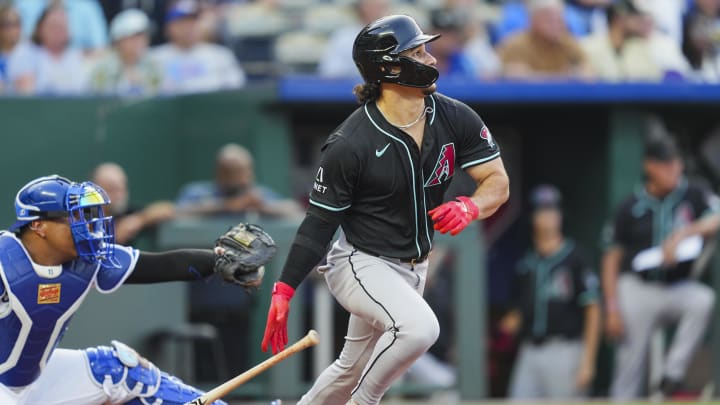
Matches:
[0,175,278,404]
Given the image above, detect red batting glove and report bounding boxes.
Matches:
[261,281,295,354]
[428,196,479,236]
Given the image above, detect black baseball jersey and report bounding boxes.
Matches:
[604,179,720,283]
[309,93,500,260]
[512,240,599,342]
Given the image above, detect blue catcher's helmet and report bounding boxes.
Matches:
[10,175,117,266]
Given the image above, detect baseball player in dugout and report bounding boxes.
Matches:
[0,175,276,404]
[602,137,720,400]
[501,185,600,399]
[261,14,510,405]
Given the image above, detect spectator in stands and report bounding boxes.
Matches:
[7,3,89,95]
[497,0,593,80]
[427,8,478,78]
[317,0,389,79]
[581,0,690,81]
[634,0,687,45]
[682,0,720,82]
[565,0,613,35]
[452,0,502,80]
[177,143,302,218]
[16,0,108,53]
[99,0,169,45]
[151,0,245,94]
[0,4,23,92]
[493,0,589,44]
[89,9,162,96]
[92,162,175,245]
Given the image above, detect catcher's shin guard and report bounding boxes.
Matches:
[85,340,227,405]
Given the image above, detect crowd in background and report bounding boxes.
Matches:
[1,0,720,97]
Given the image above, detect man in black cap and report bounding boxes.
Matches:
[602,137,720,399]
[501,184,600,399]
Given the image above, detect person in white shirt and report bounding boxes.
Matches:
[317,0,389,79]
[581,0,690,81]
[7,3,88,95]
[151,0,245,95]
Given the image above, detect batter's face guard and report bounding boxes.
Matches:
[11,175,117,266]
[353,14,440,88]
[65,182,117,267]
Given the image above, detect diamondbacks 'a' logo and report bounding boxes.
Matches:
[480,125,495,148]
[425,143,455,187]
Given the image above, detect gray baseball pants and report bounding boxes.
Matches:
[297,234,439,405]
[509,339,585,400]
[611,273,715,400]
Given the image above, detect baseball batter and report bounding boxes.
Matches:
[260,15,510,405]
[0,175,273,404]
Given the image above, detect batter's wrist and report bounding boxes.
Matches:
[273,281,295,300]
[457,196,479,219]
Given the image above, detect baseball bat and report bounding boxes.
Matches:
[184,330,320,405]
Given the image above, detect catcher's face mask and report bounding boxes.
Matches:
[66,182,118,268]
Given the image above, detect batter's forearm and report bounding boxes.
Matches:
[277,208,340,289]
[470,171,509,220]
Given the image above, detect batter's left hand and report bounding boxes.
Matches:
[428,196,479,236]
[262,282,295,354]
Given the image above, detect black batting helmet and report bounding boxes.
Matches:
[352,15,440,88]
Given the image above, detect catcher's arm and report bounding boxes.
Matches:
[125,223,275,287]
[125,249,216,284]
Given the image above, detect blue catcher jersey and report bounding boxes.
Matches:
[0,231,138,387]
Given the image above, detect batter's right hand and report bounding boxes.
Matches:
[262,281,295,354]
[605,311,624,340]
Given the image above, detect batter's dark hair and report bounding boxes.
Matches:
[353,82,380,104]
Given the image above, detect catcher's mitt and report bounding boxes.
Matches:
[214,223,277,290]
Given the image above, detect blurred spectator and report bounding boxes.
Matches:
[682,0,720,82]
[428,8,479,78]
[89,9,162,96]
[0,3,23,92]
[565,0,613,34]
[16,0,108,53]
[492,0,588,44]
[497,0,593,80]
[99,0,169,45]
[581,0,690,81]
[92,162,175,245]
[7,3,89,95]
[317,0,389,79]
[602,136,720,400]
[151,0,245,94]
[634,0,687,45]
[501,185,600,399]
[455,1,502,80]
[177,143,303,218]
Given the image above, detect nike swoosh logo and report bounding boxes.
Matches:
[375,143,390,158]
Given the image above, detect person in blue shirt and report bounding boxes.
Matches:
[177,143,302,218]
